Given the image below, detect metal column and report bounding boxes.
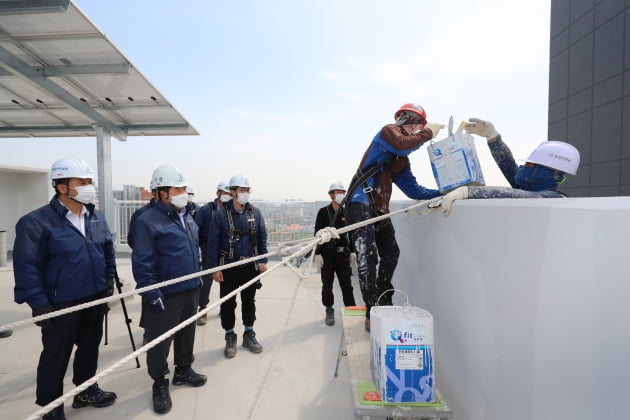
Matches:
[96,126,115,236]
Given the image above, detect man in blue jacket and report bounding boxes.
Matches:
[194,180,231,326]
[13,158,117,420]
[346,103,444,332]
[130,164,206,414]
[206,174,268,359]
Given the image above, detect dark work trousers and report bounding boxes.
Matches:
[219,262,259,331]
[36,300,107,406]
[143,287,199,378]
[347,202,400,319]
[320,250,356,307]
[199,257,213,309]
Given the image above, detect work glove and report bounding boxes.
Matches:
[32,305,54,328]
[464,118,499,141]
[424,123,445,139]
[315,254,324,268]
[440,186,469,216]
[350,252,357,267]
[106,278,115,297]
[146,290,167,313]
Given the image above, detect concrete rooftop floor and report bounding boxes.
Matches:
[0,257,360,419]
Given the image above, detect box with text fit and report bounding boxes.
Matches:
[427,132,485,193]
[370,305,436,403]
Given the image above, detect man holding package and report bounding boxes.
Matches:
[346,103,444,332]
[431,118,581,216]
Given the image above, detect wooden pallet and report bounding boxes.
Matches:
[335,308,452,420]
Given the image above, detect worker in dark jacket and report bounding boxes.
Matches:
[432,118,581,215]
[206,173,268,359]
[314,181,356,326]
[13,157,117,420]
[127,178,157,249]
[194,180,231,326]
[347,103,444,332]
[131,164,206,415]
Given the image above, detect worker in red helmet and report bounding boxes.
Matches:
[345,103,445,332]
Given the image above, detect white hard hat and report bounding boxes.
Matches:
[328,181,346,193]
[216,181,230,192]
[526,141,580,175]
[229,173,251,188]
[50,158,94,186]
[186,185,194,194]
[149,178,156,190]
[151,165,187,188]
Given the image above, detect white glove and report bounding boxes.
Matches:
[315,254,324,268]
[464,118,499,141]
[424,123,445,139]
[349,252,357,266]
[440,186,469,216]
[427,197,443,209]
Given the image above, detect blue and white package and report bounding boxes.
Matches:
[370,305,435,403]
[427,132,485,193]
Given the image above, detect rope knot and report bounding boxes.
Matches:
[315,227,340,245]
[276,243,290,257]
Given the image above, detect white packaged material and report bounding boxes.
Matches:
[370,304,435,403]
[427,132,485,193]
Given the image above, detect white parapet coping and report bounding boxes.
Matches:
[392,196,630,420]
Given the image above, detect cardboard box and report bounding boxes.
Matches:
[427,133,485,193]
[370,305,435,403]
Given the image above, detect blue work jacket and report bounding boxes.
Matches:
[127,199,155,249]
[350,126,440,211]
[206,201,268,268]
[130,200,201,297]
[194,199,219,252]
[13,197,116,309]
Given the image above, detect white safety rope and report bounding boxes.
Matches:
[20,198,437,419]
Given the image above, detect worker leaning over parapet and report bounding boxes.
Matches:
[346,103,445,332]
[206,173,268,359]
[194,180,231,326]
[430,118,581,216]
[130,164,206,415]
[13,158,117,419]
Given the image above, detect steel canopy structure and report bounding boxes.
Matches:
[0,0,198,229]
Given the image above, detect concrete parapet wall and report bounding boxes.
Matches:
[392,197,630,420]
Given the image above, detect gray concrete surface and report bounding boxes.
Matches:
[0,257,360,419]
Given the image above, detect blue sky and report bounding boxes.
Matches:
[3,0,552,202]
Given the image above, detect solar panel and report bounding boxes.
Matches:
[0,1,197,141]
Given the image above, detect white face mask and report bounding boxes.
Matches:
[334,193,345,205]
[170,192,189,209]
[220,194,232,203]
[236,192,249,205]
[71,184,96,204]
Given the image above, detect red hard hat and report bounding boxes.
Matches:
[394,103,426,122]
[394,103,427,121]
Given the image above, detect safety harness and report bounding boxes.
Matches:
[330,151,396,227]
[222,204,258,263]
